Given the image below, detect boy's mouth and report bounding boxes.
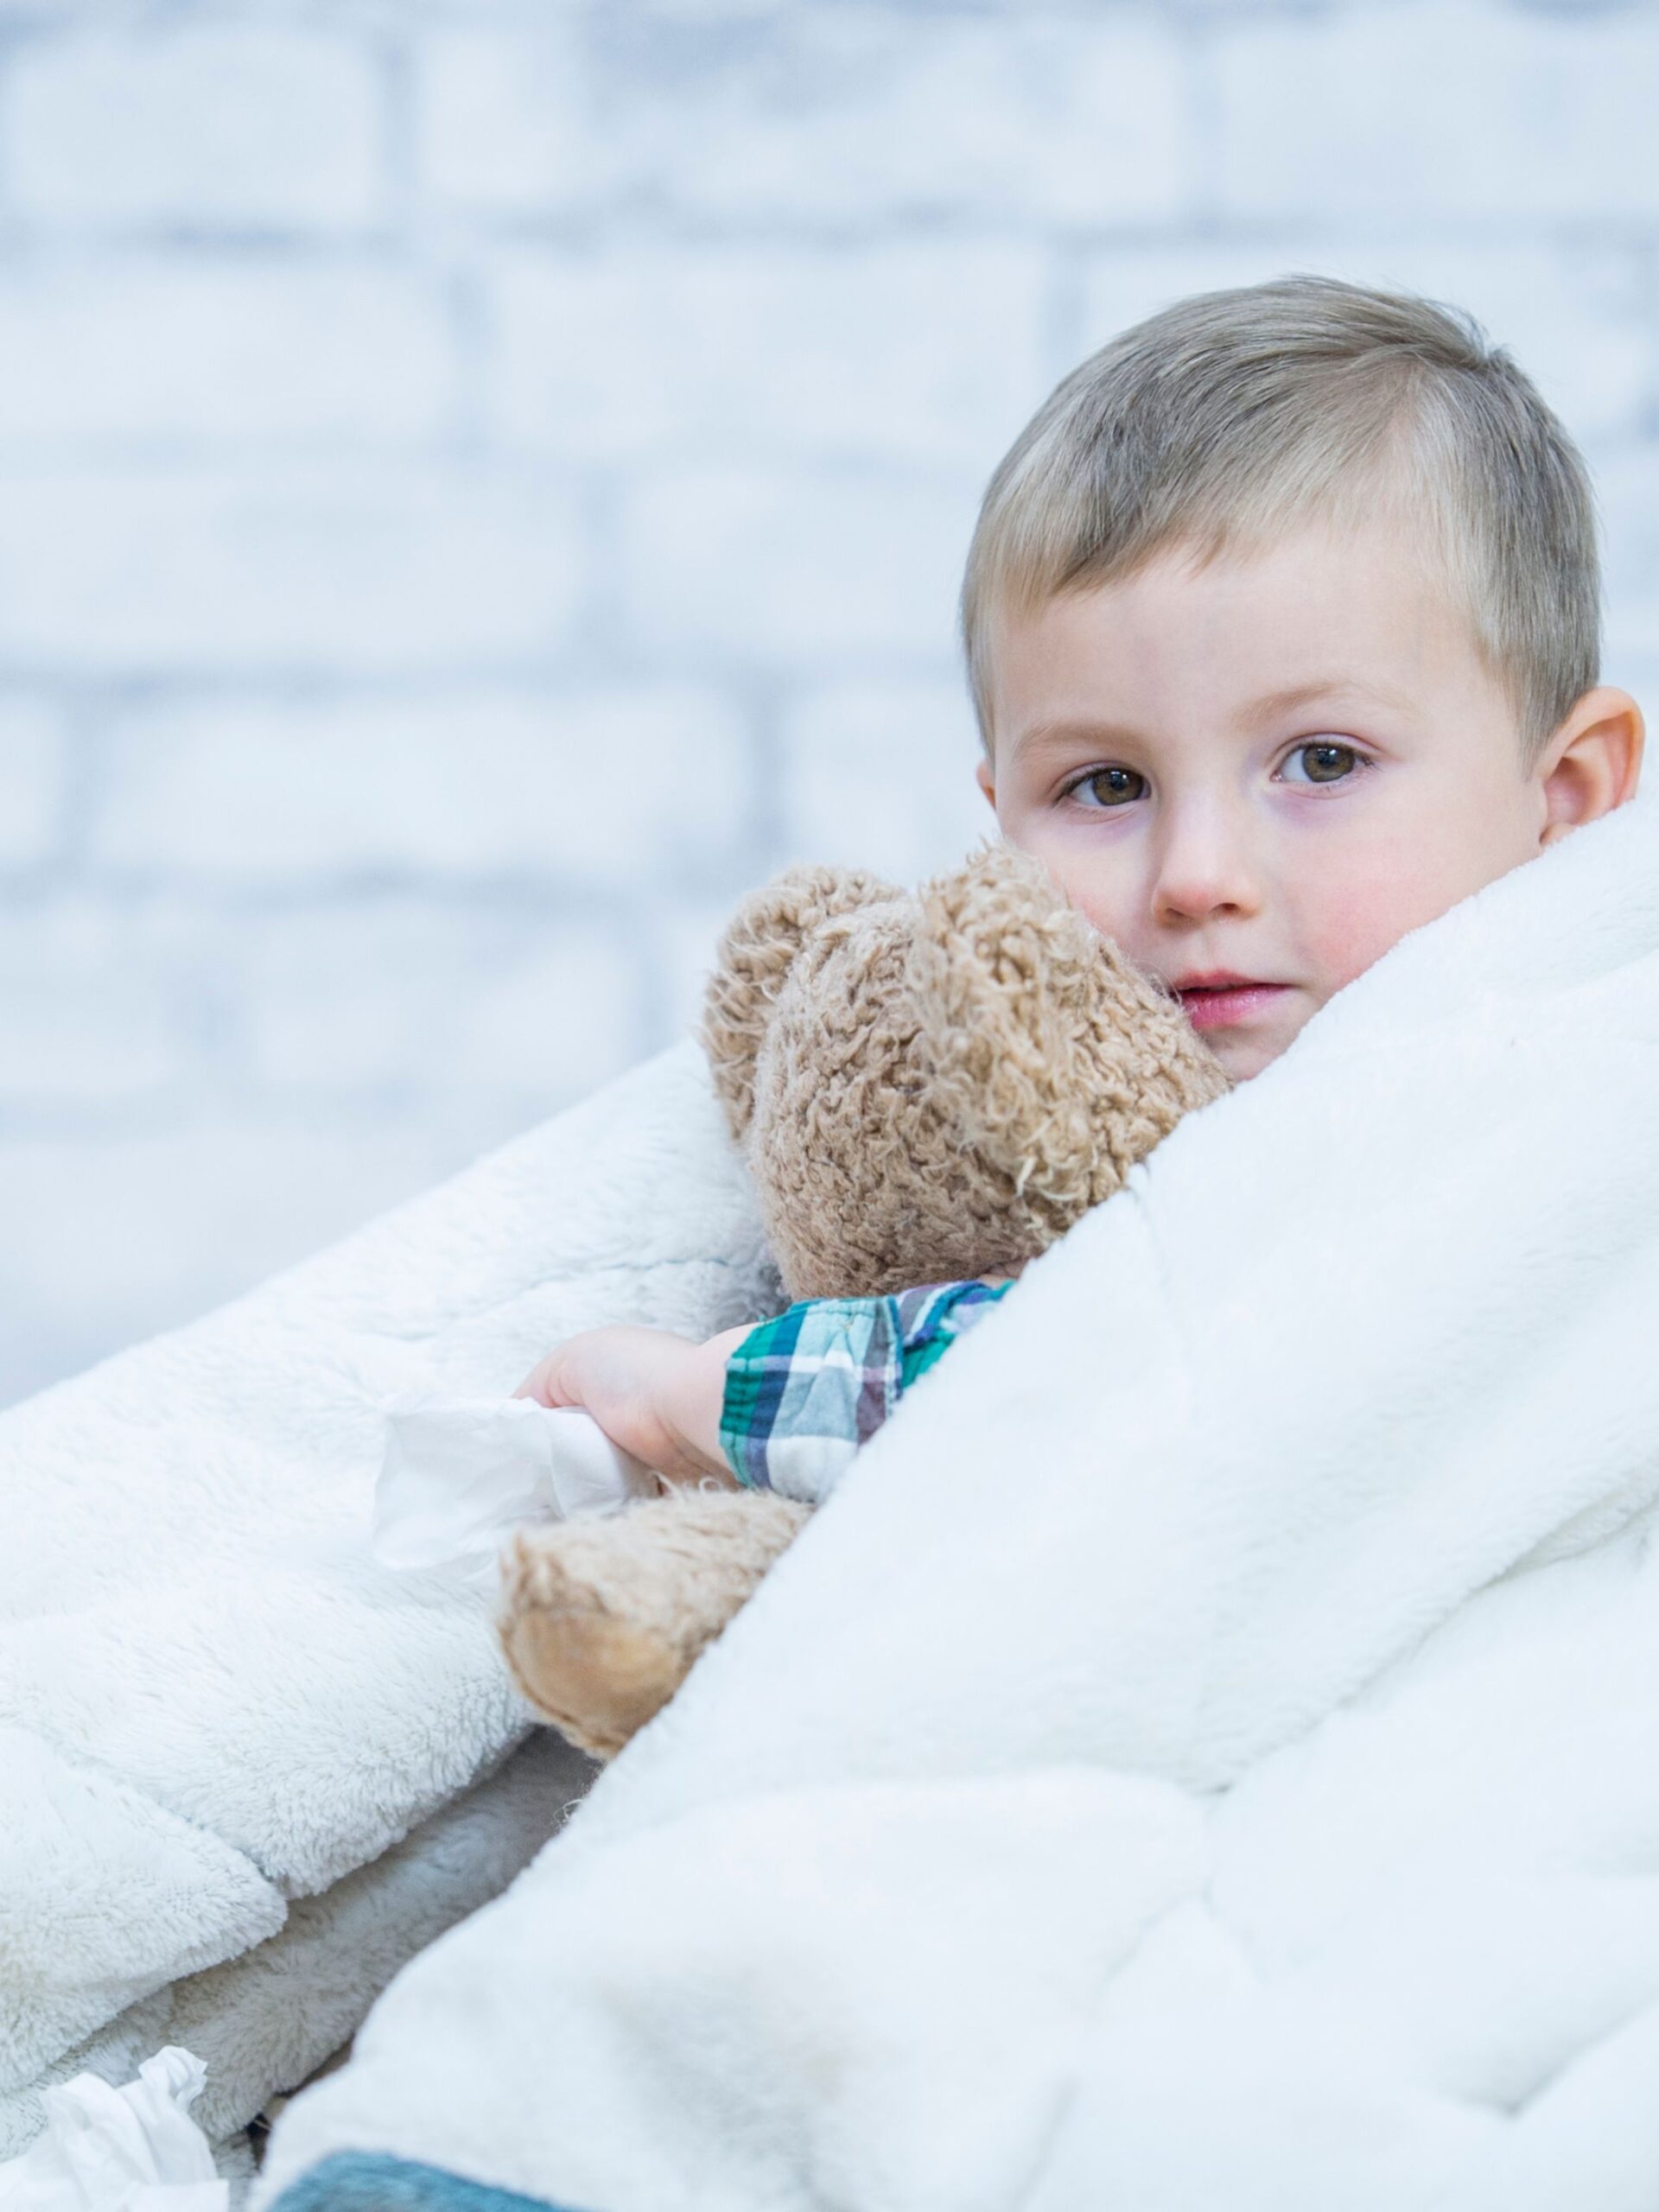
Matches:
[1169,971,1292,1032]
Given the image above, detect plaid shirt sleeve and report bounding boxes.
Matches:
[718,1277,1014,1503]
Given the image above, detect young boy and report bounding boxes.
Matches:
[519,275,1643,1500]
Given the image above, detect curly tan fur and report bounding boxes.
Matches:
[500,841,1229,1760]
[708,842,1228,1298]
[701,864,897,1143]
[499,1490,810,1758]
[912,848,1230,1243]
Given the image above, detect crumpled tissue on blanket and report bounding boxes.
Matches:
[372,1398,657,1585]
[0,2048,226,2212]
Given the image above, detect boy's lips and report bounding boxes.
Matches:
[1169,971,1292,1032]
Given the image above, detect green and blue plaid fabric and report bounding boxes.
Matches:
[718,1277,1013,1503]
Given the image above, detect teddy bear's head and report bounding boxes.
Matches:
[701,842,1229,1301]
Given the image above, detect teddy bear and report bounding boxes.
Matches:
[497,842,1228,1758]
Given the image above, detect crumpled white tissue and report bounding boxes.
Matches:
[0,2048,226,2212]
[372,1395,658,1584]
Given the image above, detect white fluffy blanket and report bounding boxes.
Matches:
[260,796,1659,2212]
[0,1045,777,2158]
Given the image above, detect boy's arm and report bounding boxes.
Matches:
[721,1279,1013,1501]
[518,1278,1014,1506]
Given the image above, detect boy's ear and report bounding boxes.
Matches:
[976,755,996,810]
[701,864,897,1143]
[1539,686,1644,845]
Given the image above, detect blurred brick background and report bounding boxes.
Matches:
[3,0,1657,1404]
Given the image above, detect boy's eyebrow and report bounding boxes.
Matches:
[1243,677,1416,725]
[1007,718,1145,761]
[1007,680,1416,760]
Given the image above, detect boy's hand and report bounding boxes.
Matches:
[515,1324,751,1486]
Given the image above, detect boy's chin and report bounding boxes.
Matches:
[1203,1020,1303,1083]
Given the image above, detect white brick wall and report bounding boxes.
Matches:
[779,680,994,883]
[480,242,1051,467]
[6,29,389,232]
[235,905,644,1103]
[1211,6,1659,222]
[4,0,1659,1404]
[0,467,583,669]
[91,688,751,881]
[414,27,609,218]
[0,262,455,445]
[619,466,976,660]
[0,706,66,869]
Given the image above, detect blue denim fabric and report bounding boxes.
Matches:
[265,2150,589,2212]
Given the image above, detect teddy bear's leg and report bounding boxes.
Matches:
[498,1486,811,1759]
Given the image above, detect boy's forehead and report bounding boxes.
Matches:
[984,521,1507,752]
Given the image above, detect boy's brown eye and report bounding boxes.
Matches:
[1287,741,1359,785]
[1078,766,1147,807]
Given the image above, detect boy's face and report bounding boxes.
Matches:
[979,518,1640,1081]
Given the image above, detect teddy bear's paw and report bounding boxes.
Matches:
[498,1488,811,1759]
[499,1532,686,1759]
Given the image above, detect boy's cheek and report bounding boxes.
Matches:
[1303,888,1402,997]
[1004,821,1143,948]
[1299,874,1406,996]
[1298,847,1473,1000]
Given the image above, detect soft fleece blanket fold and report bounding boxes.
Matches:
[262,797,1659,2212]
[0,1040,777,2151]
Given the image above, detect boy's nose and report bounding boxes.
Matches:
[1148,798,1263,926]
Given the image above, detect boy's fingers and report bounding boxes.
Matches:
[512,1354,563,1406]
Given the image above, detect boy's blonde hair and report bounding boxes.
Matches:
[961,276,1599,761]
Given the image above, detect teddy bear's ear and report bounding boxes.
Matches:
[702,863,899,1142]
